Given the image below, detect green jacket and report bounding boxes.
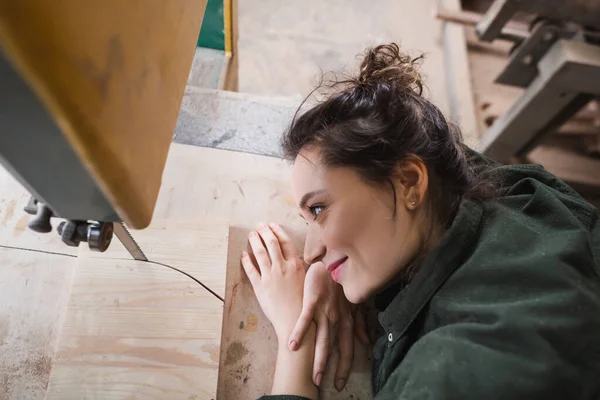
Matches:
[261,159,600,400]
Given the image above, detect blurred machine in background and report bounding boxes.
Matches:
[439,0,600,205]
[0,0,237,257]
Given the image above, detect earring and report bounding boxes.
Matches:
[411,201,416,206]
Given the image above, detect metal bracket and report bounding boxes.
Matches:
[478,39,600,161]
[495,21,576,88]
[476,0,520,42]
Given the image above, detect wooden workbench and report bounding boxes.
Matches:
[0,143,373,399]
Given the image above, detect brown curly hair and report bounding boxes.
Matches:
[282,43,496,231]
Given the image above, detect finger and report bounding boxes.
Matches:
[248,231,270,274]
[335,316,354,392]
[268,223,297,260]
[312,314,329,387]
[240,251,260,288]
[256,223,284,265]
[353,306,370,345]
[288,301,318,351]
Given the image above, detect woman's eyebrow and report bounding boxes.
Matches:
[299,190,325,209]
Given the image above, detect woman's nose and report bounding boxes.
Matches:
[303,225,326,265]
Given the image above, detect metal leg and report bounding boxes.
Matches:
[476,0,519,42]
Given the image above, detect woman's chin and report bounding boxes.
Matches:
[341,284,368,304]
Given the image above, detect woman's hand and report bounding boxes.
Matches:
[241,222,306,341]
[288,263,355,391]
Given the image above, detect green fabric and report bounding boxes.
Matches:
[197,0,225,50]
[261,151,600,400]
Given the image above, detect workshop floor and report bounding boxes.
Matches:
[237,0,450,113]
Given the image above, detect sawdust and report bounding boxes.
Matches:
[231,363,251,383]
[3,201,15,225]
[0,322,57,400]
[224,341,248,366]
[0,350,52,399]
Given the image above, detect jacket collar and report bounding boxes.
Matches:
[378,199,484,338]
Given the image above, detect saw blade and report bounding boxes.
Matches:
[113,222,148,261]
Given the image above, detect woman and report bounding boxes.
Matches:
[240,43,600,399]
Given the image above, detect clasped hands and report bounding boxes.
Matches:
[241,223,369,391]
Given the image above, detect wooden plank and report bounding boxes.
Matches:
[0,248,76,400]
[153,144,373,398]
[45,220,229,400]
[2,143,374,399]
[222,0,239,91]
[526,145,600,191]
[440,0,480,147]
[79,218,229,299]
[217,227,374,400]
[0,0,207,228]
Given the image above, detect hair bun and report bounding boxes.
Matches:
[358,43,424,96]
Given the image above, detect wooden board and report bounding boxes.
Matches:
[79,218,229,300]
[0,248,76,400]
[440,0,480,148]
[45,219,229,399]
[152,144,374,398]
[1,143,374,399]
[217,230,374,400]
[0,0,207,228]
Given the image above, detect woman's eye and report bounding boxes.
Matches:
[309,205,324,220]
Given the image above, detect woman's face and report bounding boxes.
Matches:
[291,146,427,304]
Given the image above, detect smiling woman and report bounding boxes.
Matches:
[242,43,600,400]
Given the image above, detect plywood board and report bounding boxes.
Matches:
[45,220,229,400]
[2,143,375,399]
[79,218,229,300]
[0,248,76,400]
[440,0,480,147]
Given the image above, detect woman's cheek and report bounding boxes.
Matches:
[322,211,354,249]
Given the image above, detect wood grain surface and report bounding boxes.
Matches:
[0,248,76,400]
[45,219,229,399]
[0,0,207,228]
[153,144,374,399]
[79,218,229,300]
[1,143,375,399]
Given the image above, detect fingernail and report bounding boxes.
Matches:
[335,378,346,392]
[288,340,298,351]
[241,251,247,257]
[249,231,256,238]
[269,222,278,229]
[316,372,323,387]
[257,222,266,229]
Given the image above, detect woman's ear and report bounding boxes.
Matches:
[394,155,429,210]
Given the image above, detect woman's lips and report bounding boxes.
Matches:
[327,257,348,282]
